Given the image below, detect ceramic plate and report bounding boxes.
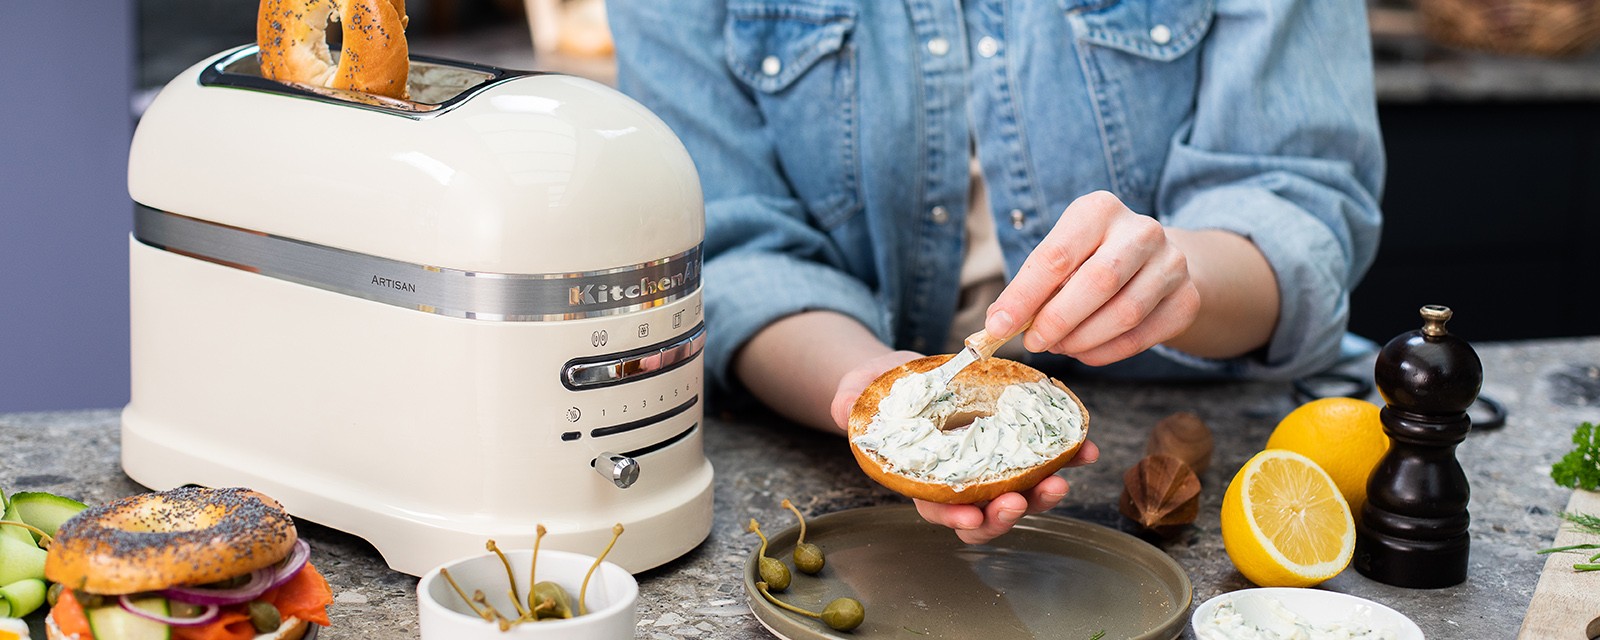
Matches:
[743,505,1191,639]
[1191,588,1423,639]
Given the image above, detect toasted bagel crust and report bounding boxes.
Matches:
[258,0,410,99]
[45,487,298,595]
[848,355,1090,504]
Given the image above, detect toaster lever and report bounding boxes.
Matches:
[595,452,641,488]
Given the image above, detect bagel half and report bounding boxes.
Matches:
[848,355,1090,504]
[257,0,411,100]
[42,487,333,640]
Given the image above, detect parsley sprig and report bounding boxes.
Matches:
[1551,422,1600,490]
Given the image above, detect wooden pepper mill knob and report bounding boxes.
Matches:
[1354,305,1483,588]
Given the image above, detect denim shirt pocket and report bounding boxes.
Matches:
[726,1,863,229]
[1061,0,1214,213]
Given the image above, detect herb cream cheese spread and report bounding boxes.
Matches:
[853,370,1083,490]
[1197,597,1398,640]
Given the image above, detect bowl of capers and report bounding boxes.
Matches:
[417,526,637,639]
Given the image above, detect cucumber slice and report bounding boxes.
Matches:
[0,535,46,585]
[9,491,88,540]
[88,597,172,640]
[0,578,46,618]
[0,502,32,546]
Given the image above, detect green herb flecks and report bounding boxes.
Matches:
[1562,511,1600,536]
[1537,511,1600,572]
[1089,631,1107,640]
[1552,422,1600,490]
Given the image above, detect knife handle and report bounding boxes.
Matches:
[963,320,1032,358]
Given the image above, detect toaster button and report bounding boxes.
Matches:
[594,452,641,488]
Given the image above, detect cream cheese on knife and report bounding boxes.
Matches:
[853,371,1083,490]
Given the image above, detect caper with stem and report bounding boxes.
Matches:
[578,523,625,616]
[780,499,825,574]
[755,581,865,632]
[530,581,573,620]
[747,518,792,591]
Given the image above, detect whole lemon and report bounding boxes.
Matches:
[1265,397,1387,511]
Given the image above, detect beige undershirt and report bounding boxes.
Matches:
[946,154,1026,358]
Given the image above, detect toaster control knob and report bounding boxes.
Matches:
[595,452,640,488]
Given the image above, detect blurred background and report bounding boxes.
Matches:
[2,0,1597,411]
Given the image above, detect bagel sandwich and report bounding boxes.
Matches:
[848,355,1090,504]
[43,487,333,640]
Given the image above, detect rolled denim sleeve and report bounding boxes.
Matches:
[610,3,887,394]
[1155,0,1385,379]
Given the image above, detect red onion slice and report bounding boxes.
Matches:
[118,596,220,627]
[159,568,273,605]
[267,539,312,590]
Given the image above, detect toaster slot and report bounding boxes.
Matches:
[593,423,699,464]
[588,395,699,439]
[198,44,534,118]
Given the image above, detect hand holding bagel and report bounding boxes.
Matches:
[257,0,411,100]
[836,354,1098,544]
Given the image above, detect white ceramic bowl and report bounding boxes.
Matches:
[417,549,638,640]
[1191,587,1424,639]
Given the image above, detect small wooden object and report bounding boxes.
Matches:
[1119,454,1201,532]
[1355,305,1481,588]
[1145,411,1214,475]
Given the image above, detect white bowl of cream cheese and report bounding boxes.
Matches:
[1191,588,1423,640]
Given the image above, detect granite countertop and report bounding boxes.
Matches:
[4,336,1599,639]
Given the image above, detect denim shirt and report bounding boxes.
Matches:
[610,0,1384,394]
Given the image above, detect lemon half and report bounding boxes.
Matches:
[1221,449,1355,587]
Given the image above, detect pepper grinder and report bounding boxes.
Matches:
[1354,305,1482,588]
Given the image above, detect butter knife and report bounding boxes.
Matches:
[926,321,1031,392]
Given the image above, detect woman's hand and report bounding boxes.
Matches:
[985,191,1202,366]
[912,440,1099,544]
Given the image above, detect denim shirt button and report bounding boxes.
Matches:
[1149,24,1173,45]
[761,55,782,76]
[912,336,928,351]
[1010,209,1025,229]
[927,37,951,56]
[977,36,999,58]
[930,205,950,225]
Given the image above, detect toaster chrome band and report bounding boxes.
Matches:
[133,205,701,321]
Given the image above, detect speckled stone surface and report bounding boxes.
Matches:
[4,336,1599,639]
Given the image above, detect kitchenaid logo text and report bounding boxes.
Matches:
[371,275,417,293]
[568,261,699,306]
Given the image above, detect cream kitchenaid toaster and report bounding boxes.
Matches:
[122,46,712,575]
